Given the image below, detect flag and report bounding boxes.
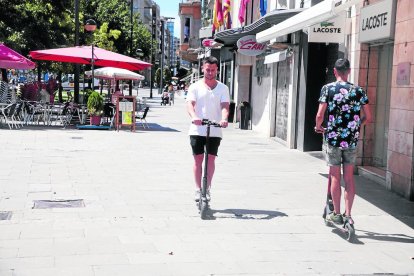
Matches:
[238,0,250,24]
[223,0,232,29]
[260,0,267,16]
[212,0,224,33]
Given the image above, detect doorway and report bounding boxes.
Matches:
[372,44,393,169]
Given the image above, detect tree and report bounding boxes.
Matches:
[0,0,73,55]
[83,0,153,60]
[155,67,172,87]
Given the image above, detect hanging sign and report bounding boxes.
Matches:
[308,13,346,43]
[359,0,396,43]
[202,39,214,47]
[237,35,266,56]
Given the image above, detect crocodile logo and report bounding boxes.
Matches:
[321,22,334,27]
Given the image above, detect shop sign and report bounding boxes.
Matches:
[308,13,346,43]
[202,39,214,48]
[237,35,266,56]
[396,62,411,86]
[359,0,396,43]
[264,50,287,64]
[199,26,213,39]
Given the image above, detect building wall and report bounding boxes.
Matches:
[387,0,414,200]
[353,0,413,200]
[251,59,273,135]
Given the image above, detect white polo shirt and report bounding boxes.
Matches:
[186,80,230,138]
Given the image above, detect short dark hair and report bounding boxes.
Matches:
[334,58,350,73]
[203,56,219,66]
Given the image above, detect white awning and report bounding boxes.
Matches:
[256,0,361,43]
[264,50,288,64]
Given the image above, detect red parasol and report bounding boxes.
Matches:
[0,44,36,70]
[30,46,152,71]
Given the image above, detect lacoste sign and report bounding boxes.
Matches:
[359,0,396,43]
[308,13,345,43]
[237,35,266,56]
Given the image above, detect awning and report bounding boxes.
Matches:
[256,0,361,43]
[214,8,305,46]
[264,50,288,64]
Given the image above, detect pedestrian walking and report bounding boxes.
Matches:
[314,58,372,224]
[186,56,230,201]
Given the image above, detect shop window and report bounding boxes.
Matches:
[184,18,190,43]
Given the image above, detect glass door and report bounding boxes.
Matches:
[373,44,393,168]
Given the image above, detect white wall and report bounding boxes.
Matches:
[250,60,273,136]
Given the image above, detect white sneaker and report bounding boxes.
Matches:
[206,190,211,202]
[194,190,201,202]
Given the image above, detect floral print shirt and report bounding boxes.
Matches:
[319,81,369,149]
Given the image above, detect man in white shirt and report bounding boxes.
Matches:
[186,56,230,201]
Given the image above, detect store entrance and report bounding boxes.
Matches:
[300,43,340,151]
[372,44,393,169]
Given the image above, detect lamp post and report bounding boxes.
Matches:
[136,48,143,97]
[159,17,175,95]
[74,0,80,103]
[84,19,97,92]
[129,0,134,96]
[144,6,156,99]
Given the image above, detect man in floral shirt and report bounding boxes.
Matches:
[315,58,371,225]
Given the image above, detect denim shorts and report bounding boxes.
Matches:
[190,135,221,156]
[323,143,357,166]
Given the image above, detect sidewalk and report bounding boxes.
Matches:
[0,89,413,276]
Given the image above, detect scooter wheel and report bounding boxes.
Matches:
[200,200,208,220]
[344,223,355,242]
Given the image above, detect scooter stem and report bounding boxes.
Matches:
[202,124,211,198]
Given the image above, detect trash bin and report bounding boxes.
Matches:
[228,101,235,123]
[239,101,250,130]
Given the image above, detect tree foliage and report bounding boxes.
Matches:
[155,67,172,87]
[0,0,153,75]
[0,0,73,55]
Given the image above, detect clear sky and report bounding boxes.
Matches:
[158,1,181,38]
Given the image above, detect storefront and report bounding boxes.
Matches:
[214,9,303,130]
[257,0,354,151]
[357,0,413,200]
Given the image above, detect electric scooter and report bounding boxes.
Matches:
[322,170,355,242]
[316,127,355,242]
[198,119,221,220]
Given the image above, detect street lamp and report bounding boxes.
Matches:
[159,17,175,95]
[143,6,156,98]
[84,19,97,92]
[129,0,134,96]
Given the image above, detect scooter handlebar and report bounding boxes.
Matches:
[201,119,221,127]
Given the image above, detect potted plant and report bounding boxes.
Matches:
[87,91,103,125]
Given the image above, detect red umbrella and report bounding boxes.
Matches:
[0,44,36,70]
[30,45,151,71]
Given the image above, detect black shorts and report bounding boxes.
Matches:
[190,135,222,156]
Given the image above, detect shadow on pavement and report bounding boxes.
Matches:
[209,208,288,220]
[136,123,180,132]
[319,173,414,230]
[356,229,414,243]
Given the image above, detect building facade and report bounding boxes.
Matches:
[178,0,202,65]
[204,0,413,200]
